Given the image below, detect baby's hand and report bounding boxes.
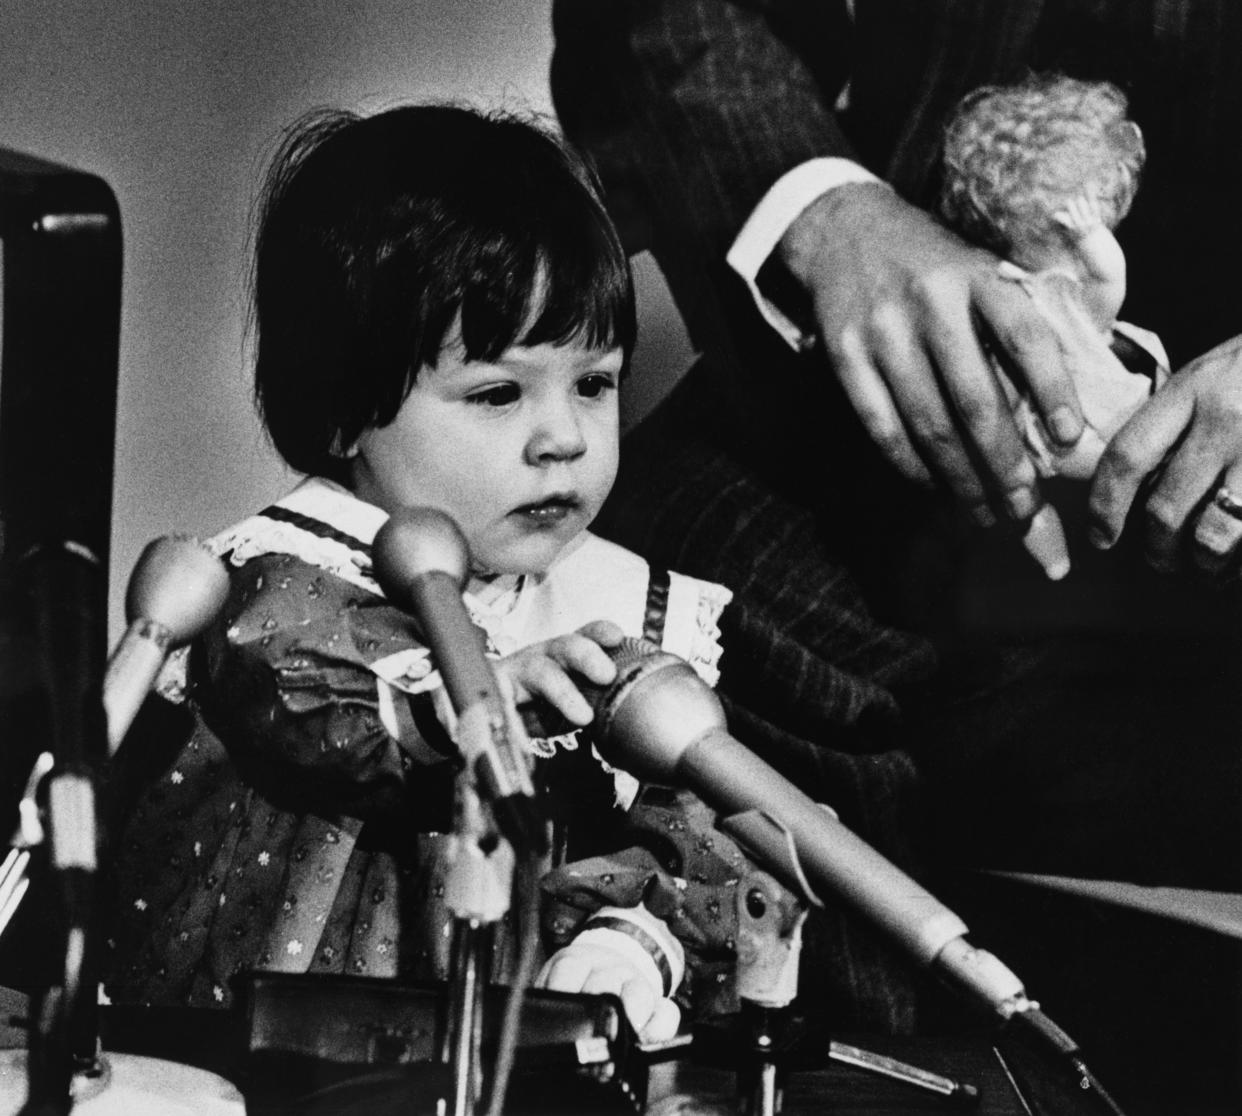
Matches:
[537,940,682,1043]
[495,620,623,728]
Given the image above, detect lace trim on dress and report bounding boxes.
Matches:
[526,728,584,760]
[685,579,732,688]
[207,513,380,596]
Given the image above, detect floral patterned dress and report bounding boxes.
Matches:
[104,478,742,1015]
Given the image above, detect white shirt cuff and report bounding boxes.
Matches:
[726,157,886,350]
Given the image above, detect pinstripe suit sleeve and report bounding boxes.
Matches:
[551,1,856,342]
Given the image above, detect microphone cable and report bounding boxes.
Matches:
[1009,1004,1129,1116]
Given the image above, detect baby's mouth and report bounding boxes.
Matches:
[513,494,580,524]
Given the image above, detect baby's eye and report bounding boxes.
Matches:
[466,384,520,407]
[576,373,618,400]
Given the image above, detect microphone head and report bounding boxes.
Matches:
[125,535,230,645]
[372,507,469,609]
[590,637,728,782]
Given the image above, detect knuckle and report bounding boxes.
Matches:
[558,633,587,657]
[918,420,960,457]
[951,385,995,431]
[822,327,860,368]
[866,300,906,343]
[1203,391,1242,432]
[907,267,958,308]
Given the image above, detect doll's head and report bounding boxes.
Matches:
[938,74,1145,330]
[251,104,634,575]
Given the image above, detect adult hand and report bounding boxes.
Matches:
[1089,333,1242,574]
[778,182,1097,524]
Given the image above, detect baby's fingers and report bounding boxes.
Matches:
[549,627,621,688]
[515,654,595,725]
[576,619,625,650]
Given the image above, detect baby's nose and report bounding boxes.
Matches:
[526,406,587,464]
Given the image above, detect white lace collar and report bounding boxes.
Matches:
[205,477,527,621]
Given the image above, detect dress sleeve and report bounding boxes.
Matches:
[190,553,452,824]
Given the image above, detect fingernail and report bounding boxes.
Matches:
[1087,524,1114,550]
[1049,406,1081,445]
[1024,505,1071,580]
[1005,485,1039,520]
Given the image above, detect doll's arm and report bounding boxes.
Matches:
[1054,193,1125,289]
[538,905,684,1042]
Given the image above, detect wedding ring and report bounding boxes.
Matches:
[1212,485,1242,521]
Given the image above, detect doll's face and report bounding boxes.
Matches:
[351,337,621,576]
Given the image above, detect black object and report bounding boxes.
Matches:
[0,144,121,841]
[242,973,646,1116]
[0,138,120,858]
[0,147,120,1115]
[0,146,121,569]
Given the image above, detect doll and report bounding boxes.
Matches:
[939,74,1168,486]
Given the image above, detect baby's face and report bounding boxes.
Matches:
[352,339,621,576]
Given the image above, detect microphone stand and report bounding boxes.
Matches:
[15,540,109,1116]
[439,770,515,1116]
[733,866,808,1116]
[730,865,980,1115]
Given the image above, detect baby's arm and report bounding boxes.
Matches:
[499,620,684,1041]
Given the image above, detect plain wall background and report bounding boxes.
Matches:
[0,1,693,640]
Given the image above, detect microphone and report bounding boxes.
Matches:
[584,638,1035,1022]
[102,536,230,755]
[371,507,543,853]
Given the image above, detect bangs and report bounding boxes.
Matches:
[447,120,636,365]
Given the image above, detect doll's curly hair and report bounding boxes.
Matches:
[938,74,1145,262]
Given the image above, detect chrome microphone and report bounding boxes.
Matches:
[584,638,1034,1023]
[371,507,543,853]
[102,535,230,754]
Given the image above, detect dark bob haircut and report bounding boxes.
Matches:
[251,102,635,480]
